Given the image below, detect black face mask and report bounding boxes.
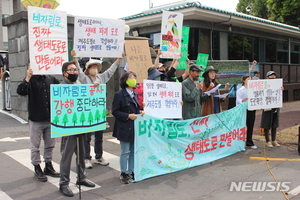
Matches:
[66,73,78,82]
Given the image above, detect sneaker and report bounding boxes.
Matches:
[94,157,109,166]
[120,172,129,184]
[129,172,135,182]
[272,141,281,147]
[250,145,257,149]
[85,159,93,169]
[266,141,273,148]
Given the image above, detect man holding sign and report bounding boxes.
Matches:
[58,61,95,197]
[17,64,60,182]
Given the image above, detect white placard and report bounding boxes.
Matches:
[247,79,283,110]
[28,6,68,74]
[160,11,183,59]
[73,16,125,57]
[143,80,182,119]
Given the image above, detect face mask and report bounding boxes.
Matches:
[126,79,136,87]
[89,68,98,76]
[67,73,78,82]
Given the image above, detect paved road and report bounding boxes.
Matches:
[0,89,300,200]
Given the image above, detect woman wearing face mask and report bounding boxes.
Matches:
[201,66,229,116]
[112,71,144,184]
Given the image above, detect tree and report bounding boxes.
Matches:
[267,0,300,26]
[53,115,59,124]
[88,112,94,125]
[95,109,101,123]
[236,0,268,19]
[80,112,86,125]
[62,114,68,126]
[72,113,78,126]
[237,0,300,26]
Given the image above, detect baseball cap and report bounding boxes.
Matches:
[266,71,276,77]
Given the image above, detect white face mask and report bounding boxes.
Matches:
[89,68,98,76]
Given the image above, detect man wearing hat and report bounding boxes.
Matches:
[201,66,229,116]
[72,50,124,169]
[182,65,209,119]
[260,71,283,148]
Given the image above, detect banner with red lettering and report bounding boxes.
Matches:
[73,16,125,58]
[247,79,283,110]
[28,6,68,74]
[134,102,247,181]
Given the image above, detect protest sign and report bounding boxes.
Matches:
[177,26,190,69]
[247,79,283,110]
[28,6,68,74]
[73,16,125,58]
[143,80,182,119]
[196,53,209,81]
[134,102,247,181]
[125,40,152,83]
[50,84,107,138]
[160,11,183,59]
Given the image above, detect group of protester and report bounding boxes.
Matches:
[17,50,283,196]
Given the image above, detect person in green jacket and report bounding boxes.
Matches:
[182,65,210,119]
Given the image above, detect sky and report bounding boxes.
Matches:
[56,0,239,19]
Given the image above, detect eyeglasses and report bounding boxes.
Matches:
[66,68,79,72]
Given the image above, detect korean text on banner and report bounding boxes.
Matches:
[125,40,152,83]
[143,80,182,119]
[134,102,247,181]
[247,79,283,110]
[160,11,183,59]
[50,84,107,138]
[28,6,68,75]
[73,16,125,58]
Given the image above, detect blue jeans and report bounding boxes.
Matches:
[85,130,103,160]
[120,140,134,174]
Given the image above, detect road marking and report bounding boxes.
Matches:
[0,188,12,200]
[288,185,300,196]
[3,149,100,194]
[0,137,30,142]
[250,157,300,161]
[0,109,28,124]
[90,146,120,171]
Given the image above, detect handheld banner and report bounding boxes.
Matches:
[134,102,247,181]
[143,80,182,119]
[124,40,152,83]
[50,84,107,138]
[73,16,125,58]
[177,26,190,69]
[28,6,68,74]
[247,79,283,110]
[160,11,183,59]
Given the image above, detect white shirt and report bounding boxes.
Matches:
[236,86,247,106]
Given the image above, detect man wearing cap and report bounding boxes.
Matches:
[182,65,209,119]
[71,50,124,169]
[260,71,283,148]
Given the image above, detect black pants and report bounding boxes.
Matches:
[85,130,104,160]
[246,110,256,146]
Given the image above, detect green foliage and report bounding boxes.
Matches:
[88,112,94,125]
[95,109,101,122]
[53,115,59,124]
[237,0,300,26]
[80,112,86,125]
